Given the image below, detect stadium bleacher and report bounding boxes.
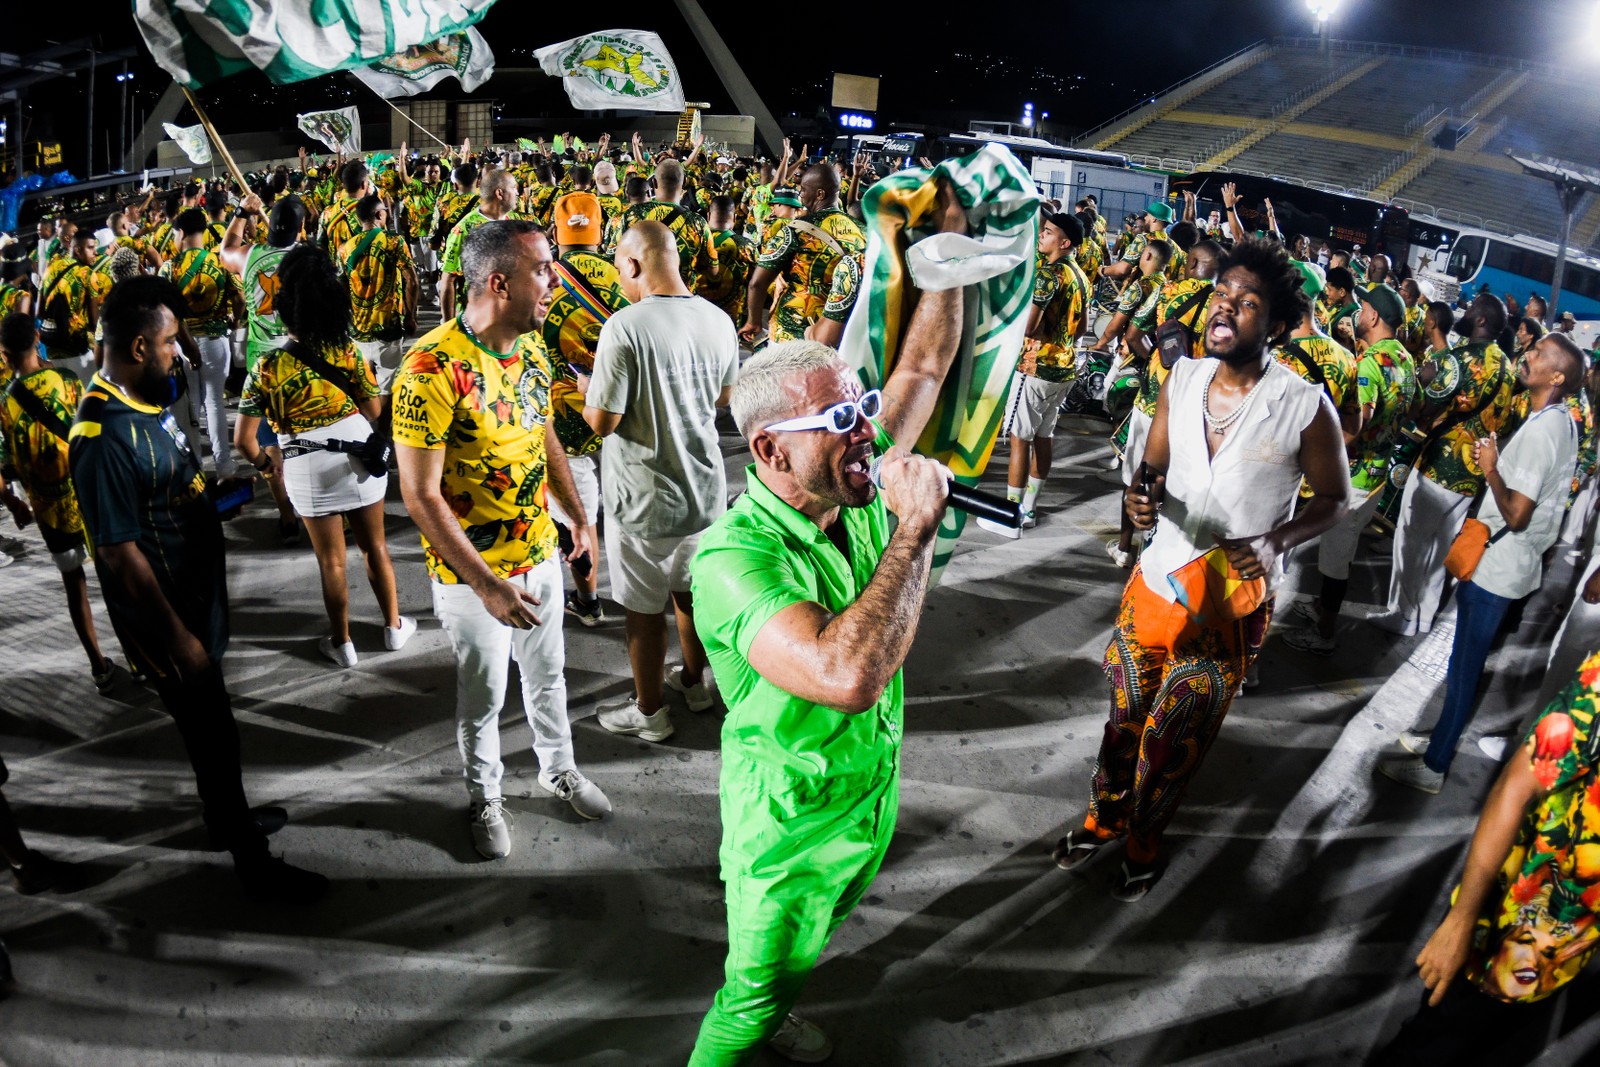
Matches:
[1086,37,1595,249]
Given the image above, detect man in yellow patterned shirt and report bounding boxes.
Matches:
[38,230,99,380]
[394,219,611,860]
[742,163,865,345]
[983,213,1090,538]
[315,160,371,261]
[338,194,417,397]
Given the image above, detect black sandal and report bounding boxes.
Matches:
[1052,830,1108,870]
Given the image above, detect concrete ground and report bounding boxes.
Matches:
[2,383,1599,1065]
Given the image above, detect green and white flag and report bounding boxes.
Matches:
[535,30,685,113]
[838,143,1041,581]
[298,106,362,155]
[161,122,211,165]
[348,27,495,98]
[134,0,498,88]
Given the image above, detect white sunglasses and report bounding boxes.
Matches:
[765,390,883,434]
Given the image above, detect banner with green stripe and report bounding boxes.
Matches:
[838,142,1040,580]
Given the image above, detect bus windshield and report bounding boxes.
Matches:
[1447,235,1487,282]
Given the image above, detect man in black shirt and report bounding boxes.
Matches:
[68,275,326,905]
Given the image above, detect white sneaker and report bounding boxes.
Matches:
[1021,509,1038,530]
[665,669,715,712]
[768,1013,833,1063]
[1106,542,1131,568]
[1377,756,1444,795]
[597,697,675,743]
[470,798,511,859]
[1398,730,1434,756]
[1478,735,1510,761]
[1366,611,1418,637]
[1289,599,1321,627]
[537,769,612,820]
[92,657,116,695]
[975,515,1021,539]
[318,635,358,668]
[0,549,12,568]
[384,615,418,651]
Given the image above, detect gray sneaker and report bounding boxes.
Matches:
[597,697,675,742]
[767,1013,832,1063]
[538,769,612,820]
[1377,756,1444,795]
[1283,627,1337,656]
[470,798,511,859]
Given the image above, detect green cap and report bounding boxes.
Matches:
[1358,283,1406,330]
[771,189,802,209]
[1292,259,1326,298]
[1145,200,1174,224]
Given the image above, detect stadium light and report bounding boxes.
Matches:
[1307,0,1339,22]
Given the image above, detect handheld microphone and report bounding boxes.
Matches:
[868,457,1024,529]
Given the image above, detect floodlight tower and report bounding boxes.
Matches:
[1308,0,1339,54]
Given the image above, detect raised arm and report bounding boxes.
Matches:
[743,447,948,712]
[875,181,970,447]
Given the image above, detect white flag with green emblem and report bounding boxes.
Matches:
[298,106,362,155]
[133,0,499,88]
[535,30,685,113]
[838,143,1041,582]
[161,122,212,165]
[349,27,495,98]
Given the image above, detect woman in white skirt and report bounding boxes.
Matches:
[233,245,414,668]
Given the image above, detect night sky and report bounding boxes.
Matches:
[10,0,1599,172]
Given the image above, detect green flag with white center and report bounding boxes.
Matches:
[837,143,1041,581]
[133,0,499,88]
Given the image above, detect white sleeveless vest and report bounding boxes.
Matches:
[1140,357,1332,601]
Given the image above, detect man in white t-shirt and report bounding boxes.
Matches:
[1380,333,1585,794]
[585,221,739,743]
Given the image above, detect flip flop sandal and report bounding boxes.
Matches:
[1052,830,1108,871]
[1111,860,1162,903]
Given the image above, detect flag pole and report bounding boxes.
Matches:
[373,92,452,151]
[178,85,250,195]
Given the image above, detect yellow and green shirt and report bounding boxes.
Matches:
[0,367,84,540]
[1418,340,1517,496]
[541,250,631,457]
[0,282,29,319]
[431,190,478,247]
[316,194,361,258]
[698,229,756,323]
[38,259,93,354]
[391,318,560,584]
[1349,338,1418,491]
[238,341,378,436]
[1021,255,1091,379]
[617,201,719,290]
[756,207,866,344]
[162,247,238,338]
[338,228,413,342]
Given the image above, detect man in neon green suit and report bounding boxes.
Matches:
[687,186,969,1065]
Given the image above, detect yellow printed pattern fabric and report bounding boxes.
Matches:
[163,248,238,338]
[0,368,84,539]
[699,230,756,322]
[391,320,559,583]
[339,229,413,341]
[541,251,631,456]
[238,342,378,436]
[756,208,867,344]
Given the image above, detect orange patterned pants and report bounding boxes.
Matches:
[1085,566,1271,863]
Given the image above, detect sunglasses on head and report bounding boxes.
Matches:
[764,389,883,434]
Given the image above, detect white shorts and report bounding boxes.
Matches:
[1120,407,1154,487]
[604,523,702,614]
[280,412,387,518]
[47,351,94,384]
[355,337,407,394]
[548,454,600,529]
[412,241,437,273]
[1006,373,1072,442]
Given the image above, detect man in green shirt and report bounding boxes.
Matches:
[686,187,969,1066]
[1287,284,1417,654]
[440,167,518,321]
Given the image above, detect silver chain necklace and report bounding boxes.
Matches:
[1203,359,1273,436]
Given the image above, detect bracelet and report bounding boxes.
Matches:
[252,455,271,471]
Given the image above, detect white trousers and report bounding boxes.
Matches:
[431,557,574,802]
[1317,484,1386,581]
[1386,473,1471,636]
[195,335,236,477]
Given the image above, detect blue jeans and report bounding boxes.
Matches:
[1424,580,1514,773]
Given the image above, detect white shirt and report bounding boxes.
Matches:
[1141,357,1339,601]
[1474,401,1579,600]
[588,294,740,539]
